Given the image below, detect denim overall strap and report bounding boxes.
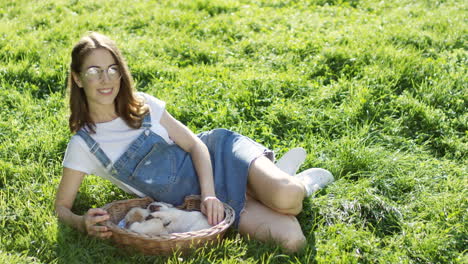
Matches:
[141,113,151,128]
[75,114,152,172]
[76,129,113,171]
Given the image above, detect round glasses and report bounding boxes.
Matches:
[82,65,121,82]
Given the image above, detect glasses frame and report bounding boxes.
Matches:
[81,65,122,83]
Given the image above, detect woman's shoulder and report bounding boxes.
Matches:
[63,133,92,163]
[63,132,97,175]
[67,133,90,151]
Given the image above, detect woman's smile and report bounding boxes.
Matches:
[97,87,114,95]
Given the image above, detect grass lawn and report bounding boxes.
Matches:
[0,0,466,263]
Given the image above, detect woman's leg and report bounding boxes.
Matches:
[247,156,306,215]
[238,195,307,253]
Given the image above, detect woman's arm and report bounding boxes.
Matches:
[55,167,111,238]
[160,110,224,225]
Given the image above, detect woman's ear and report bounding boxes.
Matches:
[71,72,83,88]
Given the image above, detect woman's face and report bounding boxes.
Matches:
[73,48,121,112]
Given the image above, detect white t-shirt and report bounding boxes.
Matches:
[62,92,173,197]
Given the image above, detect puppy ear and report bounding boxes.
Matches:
[145,214,154,221]
[163,220,171,227]
[149,204,161,212]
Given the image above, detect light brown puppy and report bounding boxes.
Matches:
[124,207,170,236]
[124,207,150,227]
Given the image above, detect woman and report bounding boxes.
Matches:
[54,32,334,253]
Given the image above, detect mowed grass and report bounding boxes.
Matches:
[0,0,466,263]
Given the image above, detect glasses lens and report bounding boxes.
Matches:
[108,66,121,80]
[84,67,100,82]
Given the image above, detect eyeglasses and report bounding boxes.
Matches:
[82,65,121,82]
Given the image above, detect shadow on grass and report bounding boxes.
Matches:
[55,221,172,264]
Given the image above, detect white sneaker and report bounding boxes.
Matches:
[296,168,334,196]
[275,147,307,175]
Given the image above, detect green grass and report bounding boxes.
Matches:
[0,0,466,263]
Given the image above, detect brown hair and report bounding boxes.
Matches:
[67,32,148,133]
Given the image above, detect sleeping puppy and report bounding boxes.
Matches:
[124,207,150,226]
[124,207,171,236]
[147,202,211,233]
[127,216,170,236]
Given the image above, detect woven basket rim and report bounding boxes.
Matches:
[102,195,235,241]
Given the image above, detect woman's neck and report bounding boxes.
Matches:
[89,104,118,123]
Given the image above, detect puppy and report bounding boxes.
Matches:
[124,207,170,236]
[147,202,211,233]
[124,207,150,227]
[128,217,170,236]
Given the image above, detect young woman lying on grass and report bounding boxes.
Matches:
[54,32,334,253]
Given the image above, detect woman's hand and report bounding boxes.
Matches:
[83,208,112,239]
[201,196,225,226]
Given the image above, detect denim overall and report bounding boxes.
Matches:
[77,113,273,227]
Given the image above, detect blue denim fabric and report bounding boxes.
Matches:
[77,114,273,227]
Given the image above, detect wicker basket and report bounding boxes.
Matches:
[102,195,235,255]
